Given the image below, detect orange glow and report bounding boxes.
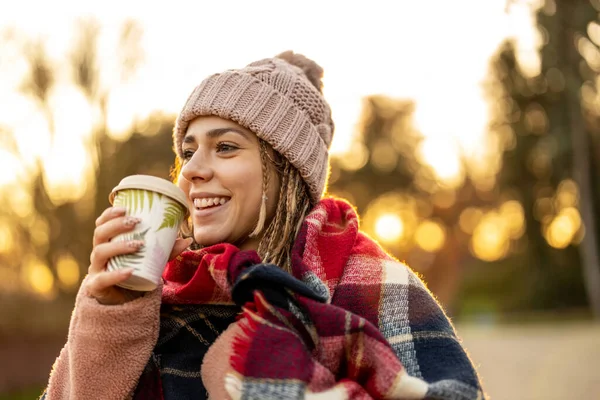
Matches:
[30,217,50,252]
[0,223,14,253]
[524,104,548,134]
[375,213,404,244]
[336,142,369,172]
[545,207,582,249]
[500,200,526,239]
[0,150,19,186]
[41,137,93,205]
[22,257,55,297]
[556,179,579,208]
[415,220,446,253]
[471,212,510,261]
[56,253,81,288]
[0,267,20,293]
[577,36,600,71]
[534,196,554,221]
[370,139,398,173]
[432,189,457,209]
[8,184,33,219]
[416,137,465,188]
[363,193,420,250]
[459,207,484,234]
[588,21,600,47]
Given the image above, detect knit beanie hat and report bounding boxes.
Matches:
[173,51,335,203]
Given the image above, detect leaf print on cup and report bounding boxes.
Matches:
[157,200,185,231]
[108,228,150,271]
[113,189,158,214]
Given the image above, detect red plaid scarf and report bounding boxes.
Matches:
[160,198,428,399]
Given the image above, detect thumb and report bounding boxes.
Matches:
[169,237,193,260]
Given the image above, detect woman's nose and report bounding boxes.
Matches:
[181,152,214,182]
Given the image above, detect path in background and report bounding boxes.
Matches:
[458,322,600,400]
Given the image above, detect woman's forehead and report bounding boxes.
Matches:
[184,116,256,142]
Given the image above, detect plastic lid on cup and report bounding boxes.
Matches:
[109,175,188,213]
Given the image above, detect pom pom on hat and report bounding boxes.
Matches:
[276,50,324,92]
[174,51,334,202]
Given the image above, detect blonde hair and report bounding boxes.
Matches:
[171,139,314,272]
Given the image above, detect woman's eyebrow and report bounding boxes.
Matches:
[205,127,250,139]
[183,127,250,144]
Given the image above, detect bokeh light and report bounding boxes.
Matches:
[415,220,446,253]
[56,253,80,288]
[370,139,398,173]
[0,149,19,186]
[416,137,465,188]
[545,207,582,249]
[556,179,579,208]
[30,217,50,253]
[337,141,369,171]
[375,213,404,244]
[22,256,55,298]
[0,222,14,253]
[459,207,484,235]
[500,200,526,239]
[363,192,420,250]
[471,211,510,262]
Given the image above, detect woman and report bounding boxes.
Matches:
[43,51,484,399]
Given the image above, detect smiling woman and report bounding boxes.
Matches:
[42,51,484,400]
[177,117,281,251]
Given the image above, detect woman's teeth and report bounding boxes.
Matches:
[194,197,229,209]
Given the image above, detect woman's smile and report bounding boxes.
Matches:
[191,195,231,218]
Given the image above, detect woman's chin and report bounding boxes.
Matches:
[193,234,225,248]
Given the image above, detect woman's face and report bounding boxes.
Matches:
[178,116,279,250]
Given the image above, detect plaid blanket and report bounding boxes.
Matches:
[136,197,483,399]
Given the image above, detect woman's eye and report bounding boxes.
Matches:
[216,142,238,153]
[182,149,195,160]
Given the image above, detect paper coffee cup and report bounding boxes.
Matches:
[107,175,188,291]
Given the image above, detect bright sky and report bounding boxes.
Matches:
[0,0,537,192]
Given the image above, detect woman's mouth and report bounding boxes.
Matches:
[193,197,230,211]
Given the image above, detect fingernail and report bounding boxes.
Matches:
[124,217,141,227]
[112,207,127,215]
[127,240,144,248]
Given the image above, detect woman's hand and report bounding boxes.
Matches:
[85,206,192,305]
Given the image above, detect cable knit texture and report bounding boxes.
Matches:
[44,275,162,400]
[173,51,334,203]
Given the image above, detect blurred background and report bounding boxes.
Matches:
[1,0,599,398]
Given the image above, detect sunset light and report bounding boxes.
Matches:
[0,0,533,196]
[375,213,405,244]
[3,2,600,398]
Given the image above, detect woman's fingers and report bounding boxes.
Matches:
[93,215,141,247]
[89,240,144,274]
[95,206,126,227]
[85,269,134,301]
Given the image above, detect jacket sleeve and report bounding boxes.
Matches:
[42,275,162,400]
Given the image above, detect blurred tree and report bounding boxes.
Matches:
[21,39,55,138]
[0,19,177,323]
[485,0,598,316]
[328,0,599,317]
[328,98,486,311]
[549,0,600,318]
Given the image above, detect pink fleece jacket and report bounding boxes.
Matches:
[45,275,162,400]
